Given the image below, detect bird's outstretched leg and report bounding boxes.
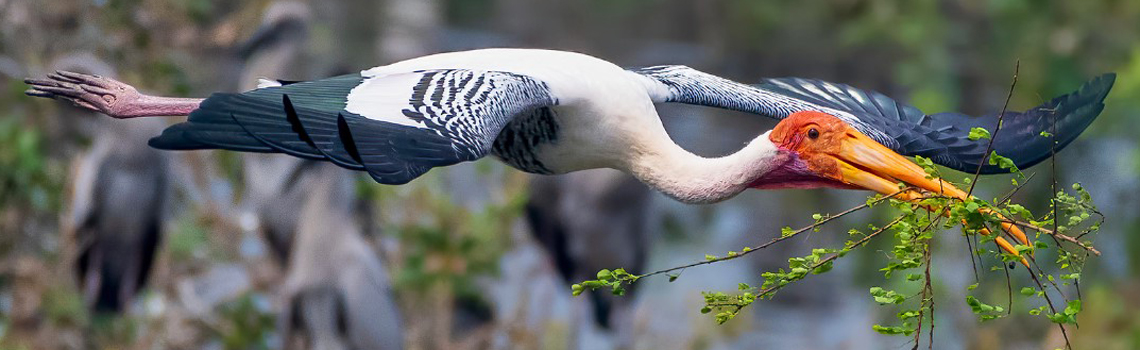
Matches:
[25,71,202,118]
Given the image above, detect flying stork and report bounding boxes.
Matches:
[25,49,1115,259]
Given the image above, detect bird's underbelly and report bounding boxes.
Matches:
[491,102,646,175]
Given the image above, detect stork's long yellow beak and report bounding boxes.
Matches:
[834,130,1031,266]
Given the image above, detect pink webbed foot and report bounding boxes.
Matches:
[25,70,143,118]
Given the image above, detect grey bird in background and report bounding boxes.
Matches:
[237,0,317,263]
[525,169,652,332]
[279,166,404,350]
[57,57,170,314]
[69,119,169,314]
[237,1,311,67]
[236,4,404,349]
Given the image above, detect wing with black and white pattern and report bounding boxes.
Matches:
[149,69,557,184]
[634,65,1114,174]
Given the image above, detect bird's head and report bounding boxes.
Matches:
[751,111,967,198]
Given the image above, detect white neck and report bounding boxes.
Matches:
[623,130,784,204]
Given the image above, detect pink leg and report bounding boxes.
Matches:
[25,71,203,118]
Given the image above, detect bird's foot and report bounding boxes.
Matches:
[25,70,144,118]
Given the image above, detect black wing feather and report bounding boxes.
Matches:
[757,74,1115,173]
[281,95,366,170]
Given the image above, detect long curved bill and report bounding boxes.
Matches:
[832,130,1031,266]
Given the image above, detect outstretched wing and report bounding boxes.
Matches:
[634,65,1114,174]
[149,70,557,184]
[757,74,1114,173]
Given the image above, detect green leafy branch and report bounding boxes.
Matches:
[569,190,910,299]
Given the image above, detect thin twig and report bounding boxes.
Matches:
[964,226,981,281]
[1049,100,1077,350]
[1003,260,1013,315]
[637,190,909,279]
[704,217,907,314]
[926,248,935,350]
[912,230,936,350]
[966,60,1020,198]
[1026,265,1073,350]
[997,172,1037,206]
[755,216,905,299]
[1004,220,1101,256]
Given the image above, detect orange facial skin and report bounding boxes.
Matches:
[756,111,1031,265]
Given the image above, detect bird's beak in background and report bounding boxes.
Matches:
[833,130,1031,265]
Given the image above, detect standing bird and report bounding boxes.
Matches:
[278,166,404,350]
[232,3,405,349]
[525,170,652,336]
[25,49,1115,258]
[45,58,170,315]
[235,0,317,264]
[67,116,169,313]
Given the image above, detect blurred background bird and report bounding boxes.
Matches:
[279,166,404,350]
[235,3,404,349]
[525,170,652,340]
[54,58,170,315]
[235,0,320,265]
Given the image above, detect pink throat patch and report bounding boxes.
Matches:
[748,155,856,190]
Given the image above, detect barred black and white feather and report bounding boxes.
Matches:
[149,69,558,184]
[632,65,893,144]
[347,69,557,159]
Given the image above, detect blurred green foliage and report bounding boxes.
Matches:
[213,294,275,350]
[372,168,526,302]
[168,215,212,263]
[0,114,60,214]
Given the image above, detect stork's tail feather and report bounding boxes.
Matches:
[148,74,368,166]
[146,73,461,185]
[148,93,282,153]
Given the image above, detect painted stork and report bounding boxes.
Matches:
[25,49,1115,259]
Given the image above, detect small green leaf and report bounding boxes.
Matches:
[1064,300,1082,315]
[968,127,991,141]
[596,269,612,280]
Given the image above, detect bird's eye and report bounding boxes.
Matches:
[807,128,820,139]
